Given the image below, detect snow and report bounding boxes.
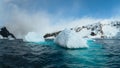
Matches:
[75,21,120,38]
[115,32,120,39]
[102,25,119,38]
[78,28,91,37]
[54,29,89,48]
[25,32,44,42]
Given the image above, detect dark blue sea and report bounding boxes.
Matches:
[0,39,120,68]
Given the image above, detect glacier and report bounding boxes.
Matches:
[54,29,88,48]
[25,32,44,42]
[73,21,120,39]
[102,25,119,38]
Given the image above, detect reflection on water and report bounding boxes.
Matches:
[0,39,120,68]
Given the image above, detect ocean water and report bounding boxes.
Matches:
[0,39,120,68]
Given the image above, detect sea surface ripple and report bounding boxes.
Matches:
[0,39,120,68]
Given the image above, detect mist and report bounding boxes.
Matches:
[1,0,120,39]
[1,3,100,38]
[3,8,120,39]
[4,14,100,38]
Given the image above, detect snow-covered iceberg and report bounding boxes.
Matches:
[54,29,88,48]
[25,32,44,42]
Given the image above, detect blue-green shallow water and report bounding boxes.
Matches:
[0,39,120,68]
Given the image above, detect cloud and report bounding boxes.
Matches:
[4,8,53,38]
[3,6,101,38]
[1,0,120,39]
[4,7,101,39]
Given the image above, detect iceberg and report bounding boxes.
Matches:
[0,35,3,39]
[54,29,89,48]
[25,32,44,42]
